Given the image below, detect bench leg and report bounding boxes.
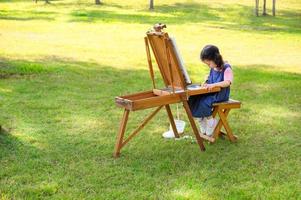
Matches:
[218,109,237,142]
[212,107,218,118]
[212,108,229,140]
[212,118,223,140]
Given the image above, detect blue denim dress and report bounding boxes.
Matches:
[188,64,231,118]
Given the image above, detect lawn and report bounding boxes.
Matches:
[0,0,301,199]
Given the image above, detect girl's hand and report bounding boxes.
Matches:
[203,83,216,91]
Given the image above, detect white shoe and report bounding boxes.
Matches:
[162,130,175,139]
[197,118,206,134]
[206,118,217,136]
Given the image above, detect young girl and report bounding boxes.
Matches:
[188,45,233,136]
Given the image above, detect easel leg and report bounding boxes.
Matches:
[121,106,162,148]
[182,100,205,151]
[113,109,130,158]
[165,105,180,138]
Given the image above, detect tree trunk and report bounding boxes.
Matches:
[149,0,154,10]
[255,0,259,16]
[263,0,267,15]
[95,0,101,5]
[272,0,276,16]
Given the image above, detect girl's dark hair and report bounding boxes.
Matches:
[200,45,224,69]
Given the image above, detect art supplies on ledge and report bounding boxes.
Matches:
[187,84,202,90]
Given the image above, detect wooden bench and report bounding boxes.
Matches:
[200,99,241,143]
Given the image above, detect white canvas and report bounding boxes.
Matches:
[169,37,192,85]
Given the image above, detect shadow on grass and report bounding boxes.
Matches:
[69,2,301,34]
[0,125,62,198]
[0,125,9,134]
[1,1,300,35]
[0,9,56,21]
[0,0,32,2]
[0,57,300,198]
[69,2,219,24]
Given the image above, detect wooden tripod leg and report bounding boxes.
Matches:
[218,109,237,142]
[121,106,162,148]
[182,100,205,151]
[113,109,130,158]
[165,104,180,138]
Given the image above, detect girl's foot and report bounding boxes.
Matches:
[206,117,217,136]
[197,118,206,135]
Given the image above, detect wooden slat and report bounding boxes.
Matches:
[199,133,215,143]
[154,86,221,96]
[153,88,184,96]
[187,87,220,96]
[214,104,241,109]
[152,89,172,96]
[164,37,175,93]
[117,90,154,100]
[132,93,182,111]
[144,37,156,89]
[115,97,133,110]
[213,99,241,106]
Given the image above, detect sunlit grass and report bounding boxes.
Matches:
[0,0,300,73]
[0,0,301,199]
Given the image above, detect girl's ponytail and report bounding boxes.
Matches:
[214,53,224,69]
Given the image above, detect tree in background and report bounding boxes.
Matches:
[263,0,267,15]
[272,0,276,16]
[255,0,259,16]
[95,0,102,5]
[255,0,276,16]
[35,0,50,3]
[149,0,154,10]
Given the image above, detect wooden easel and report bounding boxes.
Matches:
[113,24,221,158]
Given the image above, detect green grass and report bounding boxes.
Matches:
[0,0,301,199]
